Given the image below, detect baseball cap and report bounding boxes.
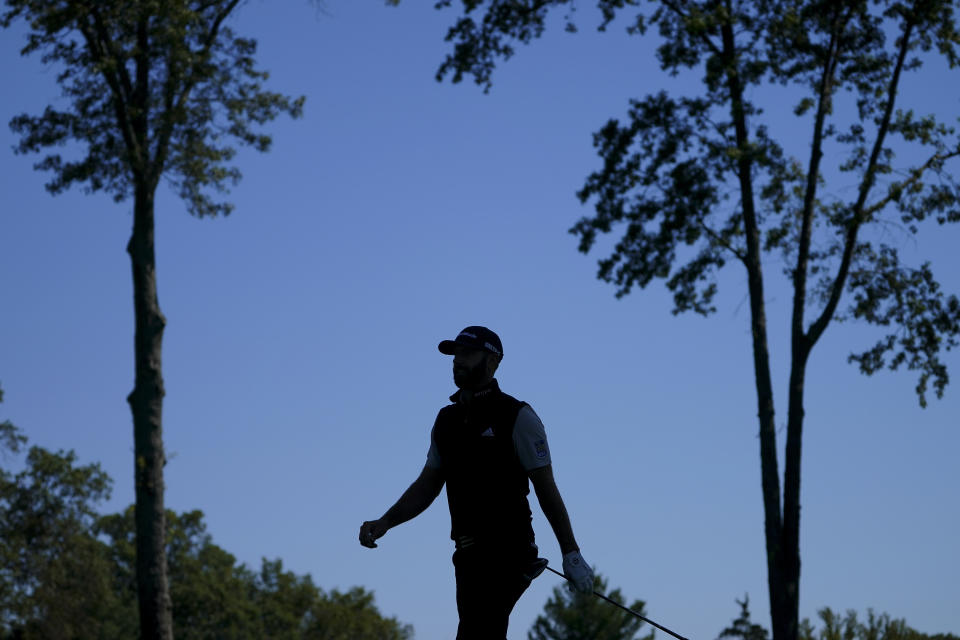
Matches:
[438,326,503,358]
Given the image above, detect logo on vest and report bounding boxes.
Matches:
[480,427,495,437]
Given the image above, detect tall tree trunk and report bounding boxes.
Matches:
[778,22,840,640]
[782,353,808,640]
[753,284,789,640]
[749,247,789,640]
[127,184,173,640]
[719,14,790,640]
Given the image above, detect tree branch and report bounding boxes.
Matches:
[807,17,916,348]
[700,218,746,263]
[791,3,849,356]
[861,146,960,220]
[660,0,723,58]
[78,6,140,167]
[152,0,243,175]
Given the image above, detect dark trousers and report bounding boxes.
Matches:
[453,540,539,640]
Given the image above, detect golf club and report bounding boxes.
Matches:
[544,564,692,640]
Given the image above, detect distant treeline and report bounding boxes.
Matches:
[717,596,959,640]
[2,412,956,640]
[0,420,412,640]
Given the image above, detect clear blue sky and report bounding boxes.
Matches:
[2,3,958,640]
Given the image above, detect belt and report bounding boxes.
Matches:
[454,534,537,553]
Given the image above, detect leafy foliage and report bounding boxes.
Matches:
[528,571,654,640]
[2,5,307,637]
[303,586,415,640]
[94,511,414,640]
[847,245,960,405]
[430,4,960,640]
[799,607,960,640]
[0,385,26,457]
[1,0,305,217]
[716,596,960,640]
[0,419,122,639]
[433,0,960,403]
[718,596,771,640]
[0,428,412,640]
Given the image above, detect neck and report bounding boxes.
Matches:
[458,378,496,405]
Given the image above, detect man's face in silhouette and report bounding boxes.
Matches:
[452,345,493,390]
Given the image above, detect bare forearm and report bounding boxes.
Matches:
[381,474,442,529]
[361,465,443,549]
[540,487,579,554]
[531,468,579,555]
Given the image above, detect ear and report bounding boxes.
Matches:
[486,354,501,377]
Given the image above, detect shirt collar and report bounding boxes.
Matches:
[449,378,500,405]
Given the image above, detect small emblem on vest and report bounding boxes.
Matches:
[534,439,548,459]
[480,427,495,437]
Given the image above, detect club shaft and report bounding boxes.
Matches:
[545,565,691,640]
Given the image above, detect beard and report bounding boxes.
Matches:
[453,357,488,389]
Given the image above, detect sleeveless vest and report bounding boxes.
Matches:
[432,379,534,545]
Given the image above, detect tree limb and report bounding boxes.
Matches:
[661,0,723,58]
[807,16,916,348]
[152,0,243,176]
[791,2,849,356]
[78,6,141,168]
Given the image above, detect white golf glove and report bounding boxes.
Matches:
[562,550,594,594]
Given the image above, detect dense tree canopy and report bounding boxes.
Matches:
[0,424,412,640]
[1,0,304,215]
[528,571,654,640]
[0,422,126,639]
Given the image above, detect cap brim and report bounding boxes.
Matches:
[438,340,457,355]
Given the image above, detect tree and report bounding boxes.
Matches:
[303,586,414,640]
[798,608,960,640]
[97,507,415,640]
[718,598,960,640]
[717,596,770,640]
[2,3,304,638]
[0,413,127,640]
[428,3,960,640]
[0,384,25,457]
[98,506,261,639]
[0,428,413,639]
[528,571,654,640]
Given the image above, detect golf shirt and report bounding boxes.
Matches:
[425,403,552,471]
[425,380,552,544]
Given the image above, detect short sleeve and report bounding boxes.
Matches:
[513,405,551,471]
